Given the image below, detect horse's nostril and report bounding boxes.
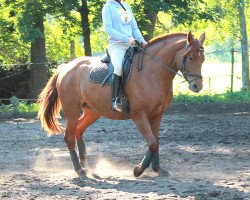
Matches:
[192,84,198,90]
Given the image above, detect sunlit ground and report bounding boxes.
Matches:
[90,158,134,178]
[173,62,242,94]
[33,148,76,177]
[33,148,135,179]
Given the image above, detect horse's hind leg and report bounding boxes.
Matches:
[63,104,87,178]
[75,109,100,168]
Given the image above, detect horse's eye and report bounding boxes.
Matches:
[188,56,194,62]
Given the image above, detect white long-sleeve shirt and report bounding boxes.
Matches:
[102,0,146,44]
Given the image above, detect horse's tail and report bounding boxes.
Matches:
[37,70,61,135]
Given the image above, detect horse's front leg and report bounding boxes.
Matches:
[133,115,159,177]
[149,114,169,176]
[76,138,86,168]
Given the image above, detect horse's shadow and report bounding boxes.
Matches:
[12,168,248,199]
[70,172,249,200]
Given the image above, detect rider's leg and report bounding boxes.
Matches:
[108,42,130,112]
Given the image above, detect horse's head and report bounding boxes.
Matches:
[176,32,206,93]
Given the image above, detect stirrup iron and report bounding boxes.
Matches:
[112,97,122,112]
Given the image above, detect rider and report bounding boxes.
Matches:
[102,0,147,112]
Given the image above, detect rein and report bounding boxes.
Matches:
[142,49,183,78]
[137,44,203,83]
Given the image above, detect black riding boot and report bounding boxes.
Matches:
[111,74,122,112]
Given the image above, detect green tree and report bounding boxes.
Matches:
[0,2,29,65]
[7,0,48,98]
[78,0,91,56]
[45,14,84,62]
[130,0,220,40]
[201,0,249,89]
[3,0,85,97]
[238,0,249,89]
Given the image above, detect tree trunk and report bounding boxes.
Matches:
[239,0,250,89]
[30,18,47,98]
[143,0,158,41]
[70,40,76,60]
[79,0,91,56]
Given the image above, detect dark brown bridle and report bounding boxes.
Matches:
[180,44,204,83]
[139,44,204,83]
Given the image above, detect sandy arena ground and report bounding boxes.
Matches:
[0,103,249,200]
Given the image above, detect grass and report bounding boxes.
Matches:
[173,89,250,103]
[0,90,250,115]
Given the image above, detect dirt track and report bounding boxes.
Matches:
[0,103,249,200]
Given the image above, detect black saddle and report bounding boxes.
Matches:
[89,46,138,86]
[89,46,140,113]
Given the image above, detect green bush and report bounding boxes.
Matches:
[0,96,38,114]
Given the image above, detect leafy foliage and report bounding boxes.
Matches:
[0,96,38,114]
[1,0,248,64]
[0,1,29,64]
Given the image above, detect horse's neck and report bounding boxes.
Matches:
[142,40,181,79]
[133,37,186,92]
[131,45,174,95]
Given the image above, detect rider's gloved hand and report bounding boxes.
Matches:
[129,37,136,45]
[142,40,147,47]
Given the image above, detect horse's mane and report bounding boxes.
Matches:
[147,32,187,47]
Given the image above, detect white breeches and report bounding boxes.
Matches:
[108,42,130,76]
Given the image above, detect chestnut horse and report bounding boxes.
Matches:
[38,32,205,179]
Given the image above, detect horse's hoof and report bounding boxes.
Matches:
[80,162,85,168]
[77,169,87,180]
[80,157,86,168]
[133,164,144,177]
[152,166,160,173]
[158,167,170,177]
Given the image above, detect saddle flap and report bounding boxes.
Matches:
[122,46,139,79]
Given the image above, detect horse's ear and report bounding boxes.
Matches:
[187,31,194,45]
[199,32,206,45]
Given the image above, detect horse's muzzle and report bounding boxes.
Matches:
[189,82,203,93]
